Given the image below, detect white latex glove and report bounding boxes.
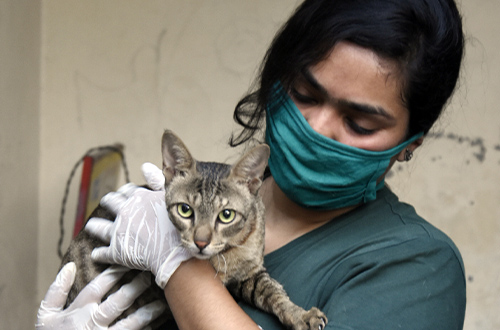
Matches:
[36,262,166,330]
[140,162,165,192]
[85,164,192,289]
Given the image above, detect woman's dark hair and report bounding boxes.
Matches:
[230,0,464,146]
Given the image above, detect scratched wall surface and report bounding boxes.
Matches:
[35,0,499,328]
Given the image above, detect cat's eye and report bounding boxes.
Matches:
[177,203,193,218]
[218,209,236,223]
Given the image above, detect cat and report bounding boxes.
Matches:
[60,129,328,330]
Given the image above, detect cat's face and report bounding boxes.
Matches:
[165,163,259,259]
[160,130,269,260]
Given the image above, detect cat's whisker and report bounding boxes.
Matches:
[221,253,228,275]
[213,253,228,279]
[214,254,221,278]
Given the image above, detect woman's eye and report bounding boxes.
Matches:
[290,87,318,105]
[177,203,193,218]
[218,209,236,224]
[347,118,376,135]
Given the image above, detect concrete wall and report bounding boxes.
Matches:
[0,0,41,329]
[0,0,498,328]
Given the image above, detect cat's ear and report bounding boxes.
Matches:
[161,130,195,184]
[230,144,270,195]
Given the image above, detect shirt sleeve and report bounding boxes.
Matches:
[321,237,466,330]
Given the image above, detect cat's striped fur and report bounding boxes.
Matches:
[60,130,327,330]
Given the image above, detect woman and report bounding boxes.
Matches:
[38,0,466,329]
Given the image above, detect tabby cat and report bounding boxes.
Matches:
[61,130,327,330]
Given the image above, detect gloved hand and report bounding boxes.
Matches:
[85,163,192,289]
[36,262,166,330]
[140,162,165,192]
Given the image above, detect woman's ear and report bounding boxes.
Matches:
[396,136,424,162]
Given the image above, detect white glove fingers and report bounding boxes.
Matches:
[90,246,114,265]
[100,191,129,215]
[40,262,77,310]
[73,265,128,306]
[87,170,190,289]
[109,300,167,330]
[155,245,192,289]
[93,271,151,327]
[85,217,114,243]
[117,182,146,198]
[141,162,165,191]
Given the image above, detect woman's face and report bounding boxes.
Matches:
[289,41,420,157]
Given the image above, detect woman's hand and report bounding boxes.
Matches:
[36,262,166,329]
[85,163,192,289]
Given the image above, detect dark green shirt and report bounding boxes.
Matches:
[240,186,466,329]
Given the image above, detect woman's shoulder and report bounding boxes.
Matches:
[259,187,466,329]
[264,185,465,289]
[338,186,462,262]
[270,186,461,259]
[373,186,464,265]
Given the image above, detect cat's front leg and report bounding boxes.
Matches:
[232,270,328,330]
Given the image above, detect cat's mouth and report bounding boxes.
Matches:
[194,252,212,260]
[185,243,214,259]
[187,243,222,260]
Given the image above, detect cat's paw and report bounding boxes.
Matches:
[294,307,328,330]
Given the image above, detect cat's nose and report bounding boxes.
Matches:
[195,240,209,251]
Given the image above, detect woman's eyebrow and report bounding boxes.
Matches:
[302,68,396,120]
[302,69,329,96]
[338,100,395,120]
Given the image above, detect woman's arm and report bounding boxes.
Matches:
[165,258,261,330]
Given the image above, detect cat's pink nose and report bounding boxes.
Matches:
[195,240,209,251]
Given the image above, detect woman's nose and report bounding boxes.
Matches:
[302,107,340,141]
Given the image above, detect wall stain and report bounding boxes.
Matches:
[427,131,488,163]
[387,130,500,178]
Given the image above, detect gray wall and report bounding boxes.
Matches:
[0,0,41,329]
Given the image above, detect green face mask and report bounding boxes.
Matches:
[265,83,423,210]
